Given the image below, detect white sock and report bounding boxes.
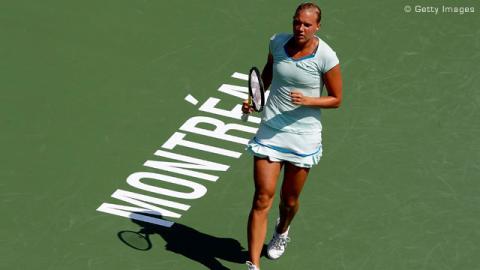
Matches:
[276,224,290,236]
[279,228,289,237]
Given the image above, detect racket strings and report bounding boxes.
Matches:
[250,71,263,111]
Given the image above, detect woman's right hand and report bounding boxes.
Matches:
[242,99,253,114]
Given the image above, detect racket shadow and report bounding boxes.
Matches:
[118,218,248,270]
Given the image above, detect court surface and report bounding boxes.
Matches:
[1,1,480,269]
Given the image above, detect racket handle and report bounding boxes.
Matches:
[241,113,249,122]
[241,96,253,122]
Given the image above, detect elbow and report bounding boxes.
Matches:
[332,97,342,108]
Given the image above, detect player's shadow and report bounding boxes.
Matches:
[118,218,249,270]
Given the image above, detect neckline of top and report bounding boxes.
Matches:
[283,35,320,62]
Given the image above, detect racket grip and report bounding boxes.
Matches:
[241,113,249,122]
[241,96,253,122]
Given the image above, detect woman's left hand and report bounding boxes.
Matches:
[290,90,310,105]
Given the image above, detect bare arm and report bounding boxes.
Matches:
[290,64,343,108]
[261,53,274,90]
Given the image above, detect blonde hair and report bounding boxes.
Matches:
[294,2,322,23]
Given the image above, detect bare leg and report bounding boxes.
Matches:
[247,156,283,267]
[276,162,310,234]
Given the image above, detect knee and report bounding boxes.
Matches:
[280,197,299,210]
[252,192,274,211]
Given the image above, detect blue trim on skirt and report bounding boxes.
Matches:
[253,137,321,157]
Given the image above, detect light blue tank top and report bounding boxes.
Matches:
[262,33,339,134]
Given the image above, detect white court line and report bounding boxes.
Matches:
[184,94,198,105]
[231,72,248,81]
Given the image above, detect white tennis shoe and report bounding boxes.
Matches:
[246,261,259,270]
[266,218,291,260]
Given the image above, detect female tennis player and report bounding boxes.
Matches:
[242,3,342,270]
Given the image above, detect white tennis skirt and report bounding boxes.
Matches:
[246,123,322,168]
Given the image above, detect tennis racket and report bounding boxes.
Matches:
[248,66,265,112]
